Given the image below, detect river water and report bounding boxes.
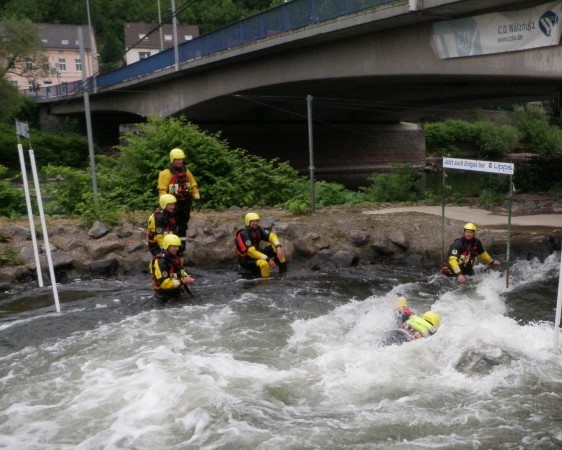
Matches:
[1,255,561,449]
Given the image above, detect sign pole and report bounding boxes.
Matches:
[307,94,315,214]
[506,175,513,288]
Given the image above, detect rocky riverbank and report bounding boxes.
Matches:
[0,195,561,287]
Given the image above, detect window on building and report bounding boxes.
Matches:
[139,33,148,40]
[25,58,34,70]
[184,35,193,41]
[139,52,151,59]
[61,39,69,45]
[58,58,67,71]
[164,34,172,41]
[10,80,18,88]
[75,58,82,71]
[41,39,48,44]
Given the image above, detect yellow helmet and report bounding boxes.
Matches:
[169,148,186,162]
[159,194,176,209]
[245,212,260,226]
[163,234,181,250]
[464,223,477,233]
[422,311,441,329]
[395,297,408,309]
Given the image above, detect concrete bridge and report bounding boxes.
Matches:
[40,0,562,186]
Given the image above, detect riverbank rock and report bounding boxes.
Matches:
[0,196,560,285]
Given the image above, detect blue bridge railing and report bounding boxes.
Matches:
[25,0,399,100]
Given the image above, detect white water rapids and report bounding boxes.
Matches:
[0,255,561,449]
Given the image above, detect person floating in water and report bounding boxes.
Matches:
[441,222,500,283]
[382,297,441,345]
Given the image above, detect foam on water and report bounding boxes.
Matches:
[0,258,561,449]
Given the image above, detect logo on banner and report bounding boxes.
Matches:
[539,10,559,36]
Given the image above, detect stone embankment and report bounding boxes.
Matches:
[0,197,560,287]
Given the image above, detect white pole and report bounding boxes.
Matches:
[554,248,562,349]
[17,144,44,287]
[28,149,60,313]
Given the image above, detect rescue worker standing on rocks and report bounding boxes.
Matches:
[235,212,287,278]
[147,194,177,256]
[151,234,194,302]
[158,148,201,241]
[442,222,500,283]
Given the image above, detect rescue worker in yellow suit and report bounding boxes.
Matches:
[400,310,441,340]
[147,194,177,256]
[151,234,194,302]
[382,298,440,345]
[235,212,287,278]
[441,222,500,283]
[158,148,201,241]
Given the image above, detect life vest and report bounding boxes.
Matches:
[147,208,177,244]
[455,238,481,269]
[167,165,191,200]
[403,315,436,337]
[151,252,183,291]
[235,226,270,258]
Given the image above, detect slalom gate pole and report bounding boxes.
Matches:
[17,143,44,287]
[29,149,60,313]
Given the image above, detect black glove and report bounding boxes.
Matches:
[193,199,203,211]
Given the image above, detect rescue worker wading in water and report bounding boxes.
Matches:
[147,194,177,256]
[441,222,500,283]
[158,148,201,241]
[235,212,287,278]
[151,234,194,302]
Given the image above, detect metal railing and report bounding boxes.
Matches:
[23,0,399,100]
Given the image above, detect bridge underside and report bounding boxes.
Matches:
[178,75,560,124]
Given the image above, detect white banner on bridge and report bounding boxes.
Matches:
[443,157,514,175]
[431,0,562,59]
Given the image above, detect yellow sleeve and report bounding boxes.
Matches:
[448,255,461,275]
[155,233,164,248]
[247,246,268,260]
[153,259,180,291]
[158,169,172,196]
[479,251,493,265]
[268,231,281,248]
[187,169,200,199]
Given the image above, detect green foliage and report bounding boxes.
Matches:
[477,188,505,207]
[515,106,562,156]
[359,165,421,203]
[42,165,92,215]
[0,124,90,171]
[477,122,519,156]
[0,248,21,267]
[424,120,479,150]
[0,165,26,217]
[111,116,306,211]
[282,180,360,214]
[424,119,519,157]
[0,78,25,123]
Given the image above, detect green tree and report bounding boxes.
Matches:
[0,17,46,120]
